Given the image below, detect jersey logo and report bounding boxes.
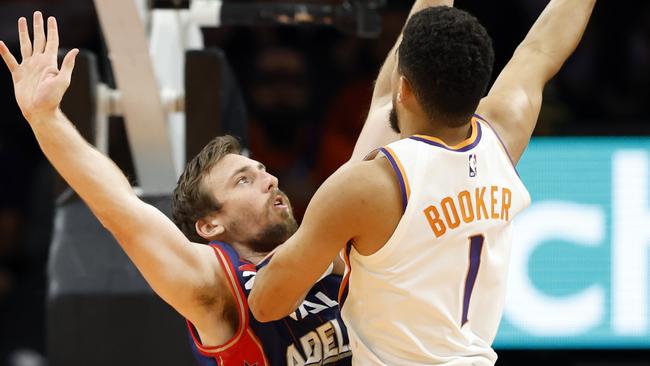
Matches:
[469,154,478,177]
[289,292,338,321]
[244,361,258,366]
[285,318,351,366]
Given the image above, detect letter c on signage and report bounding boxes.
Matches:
[504,202,605,336]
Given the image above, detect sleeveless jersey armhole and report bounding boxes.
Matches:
[378,146,411,212]
[185,246,250,356]
[473,114,520,175]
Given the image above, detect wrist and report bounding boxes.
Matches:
[26,108,65,127]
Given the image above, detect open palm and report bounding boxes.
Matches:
[0,12,78,122]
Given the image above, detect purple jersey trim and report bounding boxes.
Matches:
[409,121,483,152]
[462,237,484,326]
[379,147,408,212]
[473,114,520,177]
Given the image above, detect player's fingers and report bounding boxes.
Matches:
[59,48,78,83]
[45,17,59,57]
[0,41,19,73]
[18,17,32,60]
[32,11,46,54]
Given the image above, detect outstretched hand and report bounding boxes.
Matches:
[0,11,78,122]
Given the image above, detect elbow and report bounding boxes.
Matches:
[248,293,284,323]
[248,264,299,322]
[250,306,276,323]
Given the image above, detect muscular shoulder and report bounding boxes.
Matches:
[324,157,399,209]
[318,157,403,255]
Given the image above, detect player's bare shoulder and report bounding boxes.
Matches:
[341,154,403,256]
[336,154,400,203]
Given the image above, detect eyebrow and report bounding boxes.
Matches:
[230,163,266,182]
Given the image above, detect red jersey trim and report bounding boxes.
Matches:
[247,328,270,365]
[186,246,250,355]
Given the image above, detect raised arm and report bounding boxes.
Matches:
[477,0,596,164]
[249,158,401,321]
[0,13,222,324]
[349,0,454,162]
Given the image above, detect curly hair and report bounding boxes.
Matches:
[399,6,494,125]
[172,135,241,243]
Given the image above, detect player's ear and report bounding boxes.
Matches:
[398,76,414,102]
[195,215,225,241]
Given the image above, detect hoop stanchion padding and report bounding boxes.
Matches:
[185,48,249,162]
[47,194,195,366]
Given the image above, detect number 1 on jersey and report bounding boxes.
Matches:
[462,234,484,326]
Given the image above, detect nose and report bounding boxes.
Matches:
[262,170,279,192]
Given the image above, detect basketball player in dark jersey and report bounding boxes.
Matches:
[0,1,451,364]
[176,135,352,366]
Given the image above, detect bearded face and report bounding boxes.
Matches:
[227,189,298,253]
[199,154,298,254]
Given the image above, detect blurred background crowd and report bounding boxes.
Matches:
[0,0,649,365]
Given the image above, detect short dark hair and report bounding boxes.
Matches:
[398,6,494,125]
[172,135,241,243]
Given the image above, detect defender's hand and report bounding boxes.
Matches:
[0,12,78,122]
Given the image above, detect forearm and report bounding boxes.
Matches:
[517,0,596,80]
[2,13,223,325]
[250,253,311,322]
[30,110,221,320]
[30,110,137,230]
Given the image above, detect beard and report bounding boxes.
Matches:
[246,217,298,253]
[389,105,400,133]
[231,189,299,253]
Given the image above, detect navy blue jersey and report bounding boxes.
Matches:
[188,242,351,366]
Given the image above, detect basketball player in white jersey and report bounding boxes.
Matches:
[250,1,597,365]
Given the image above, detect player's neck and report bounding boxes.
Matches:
[401,113,473,146]
[229,241,270,264]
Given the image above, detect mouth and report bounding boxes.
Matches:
[272,194,289,210]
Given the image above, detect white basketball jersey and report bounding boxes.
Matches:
[339,116,531,365]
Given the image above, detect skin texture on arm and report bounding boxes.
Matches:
[0,13,224,327]
[477,0,596,165]
[249,158,402,322]
[349,0,454,163]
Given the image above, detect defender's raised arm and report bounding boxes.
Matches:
[0,12,224,328]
